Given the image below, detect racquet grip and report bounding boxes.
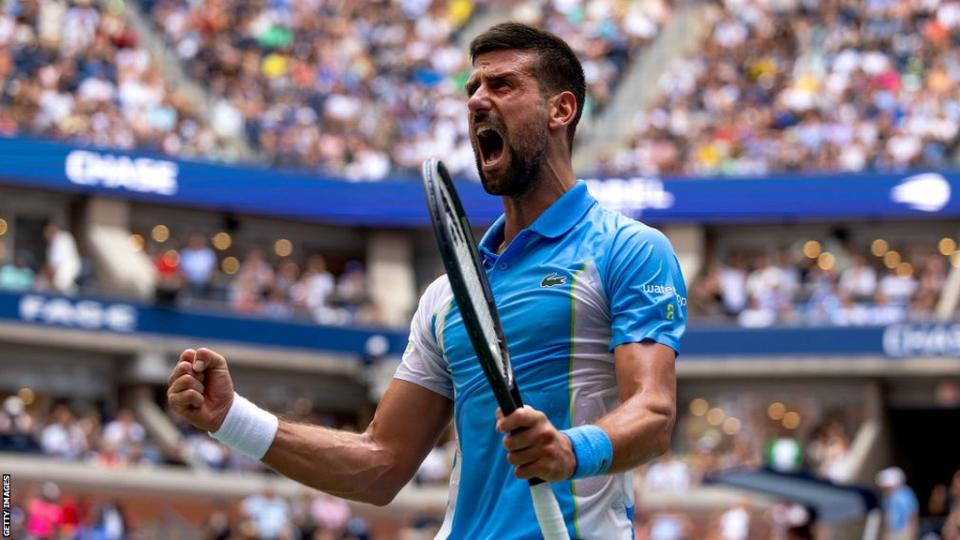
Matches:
[530,482,570,540]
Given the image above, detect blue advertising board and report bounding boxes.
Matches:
[2,290,958,359]
[1,137,958,226]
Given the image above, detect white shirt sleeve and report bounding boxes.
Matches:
[393,276,454,400]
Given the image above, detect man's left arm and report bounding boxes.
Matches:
[499,223,683,481]
[596,341,676,471]
[497,341,675,480]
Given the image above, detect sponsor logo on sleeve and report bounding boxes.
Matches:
[643,284,687,308]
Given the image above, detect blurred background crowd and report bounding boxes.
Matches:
[6,386,960,539]
[0,0,958,538]
[601,0,960,176]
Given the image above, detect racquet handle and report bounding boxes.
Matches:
[530,482,570,540]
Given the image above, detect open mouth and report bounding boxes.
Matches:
[476,127,505,167]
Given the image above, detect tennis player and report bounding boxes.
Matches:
[167,22,686,539]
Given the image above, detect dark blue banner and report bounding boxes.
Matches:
[2,291,959,358]
[0,137,958,226]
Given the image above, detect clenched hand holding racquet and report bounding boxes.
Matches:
[421,158,570,540]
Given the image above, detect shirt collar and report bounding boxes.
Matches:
[478,181,596,257]
[527,180,596,239]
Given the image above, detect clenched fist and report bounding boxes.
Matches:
[167,348,235,433]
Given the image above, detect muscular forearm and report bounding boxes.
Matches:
[595,390,675,473]
[262,420,405,506]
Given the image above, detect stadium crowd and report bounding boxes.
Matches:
[0,0,234,161]
[1,0,669,180]
[141,0,669,179]
[144,231,382,326]
[688,239,949,327]
[0,221,85,295]
[602,0,960,177]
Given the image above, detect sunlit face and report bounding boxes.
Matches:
[465,50,550,197]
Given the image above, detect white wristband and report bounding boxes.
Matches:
[209,393,278,460]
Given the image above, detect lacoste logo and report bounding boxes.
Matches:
[540,272,567,288]
[666,303,675,320]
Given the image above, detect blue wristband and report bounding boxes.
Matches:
[561,425,613,479]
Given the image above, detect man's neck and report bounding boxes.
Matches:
[498,159,576,253]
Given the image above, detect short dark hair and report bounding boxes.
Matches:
[469,22,586,150]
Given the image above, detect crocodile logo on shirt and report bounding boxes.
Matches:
[540,272,567,288]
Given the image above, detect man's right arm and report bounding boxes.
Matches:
[168,347,452,507]
[262,378,452,506]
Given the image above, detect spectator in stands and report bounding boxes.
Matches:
[808,422,853,483]
[716,501,752,540]
[0,395,40,453]
[291,255,335,320]
[40,405,88,460]
[230,249,274,313]
[644,451,692,493]
[102,409,145,461]
[879,268,919,308]
[608,0,960,177]
[928,470,960,538]
[831,294,871,327]
[0,244,35,291]
[85,500,130,540]
[738,295,777,328]
[839,256,878,302]
[718,253,749,317]
[179,233,217,297]
[869,291,905,326]
[877,466,919,540]
[240,484,292,540]
[203,506,233,540]
[944,502,960,540]
[415,444,452,485]
[25,481,63,540]
[309,492,352,537]
[334,260,370,312]
[644,508,695,540]
[43,221,81,295]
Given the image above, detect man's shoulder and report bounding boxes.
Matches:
[418,274,454,311]
[581,205,674,260]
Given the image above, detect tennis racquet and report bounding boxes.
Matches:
[421,158,570,540]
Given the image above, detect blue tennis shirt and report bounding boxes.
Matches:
[395,181,687,539]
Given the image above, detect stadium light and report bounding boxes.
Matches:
[767,402,786,420]
[707,407,726,426]
[896,262,913,278]
[722,417,741,435]
[17,387,34,406]
[817,252,835,271]
[870,238,888,257]
[129,234,144,252]
[883,250,901,269]
[222,256,240,274]
[939,237,956,256]
[212,232,232,250]
[689,398,709,417]
[802,240,822,259]
[274,238,293,257]
[152,224,170,243]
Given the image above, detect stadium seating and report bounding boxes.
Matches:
[601,0,960,176]
[0,0,233,160]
